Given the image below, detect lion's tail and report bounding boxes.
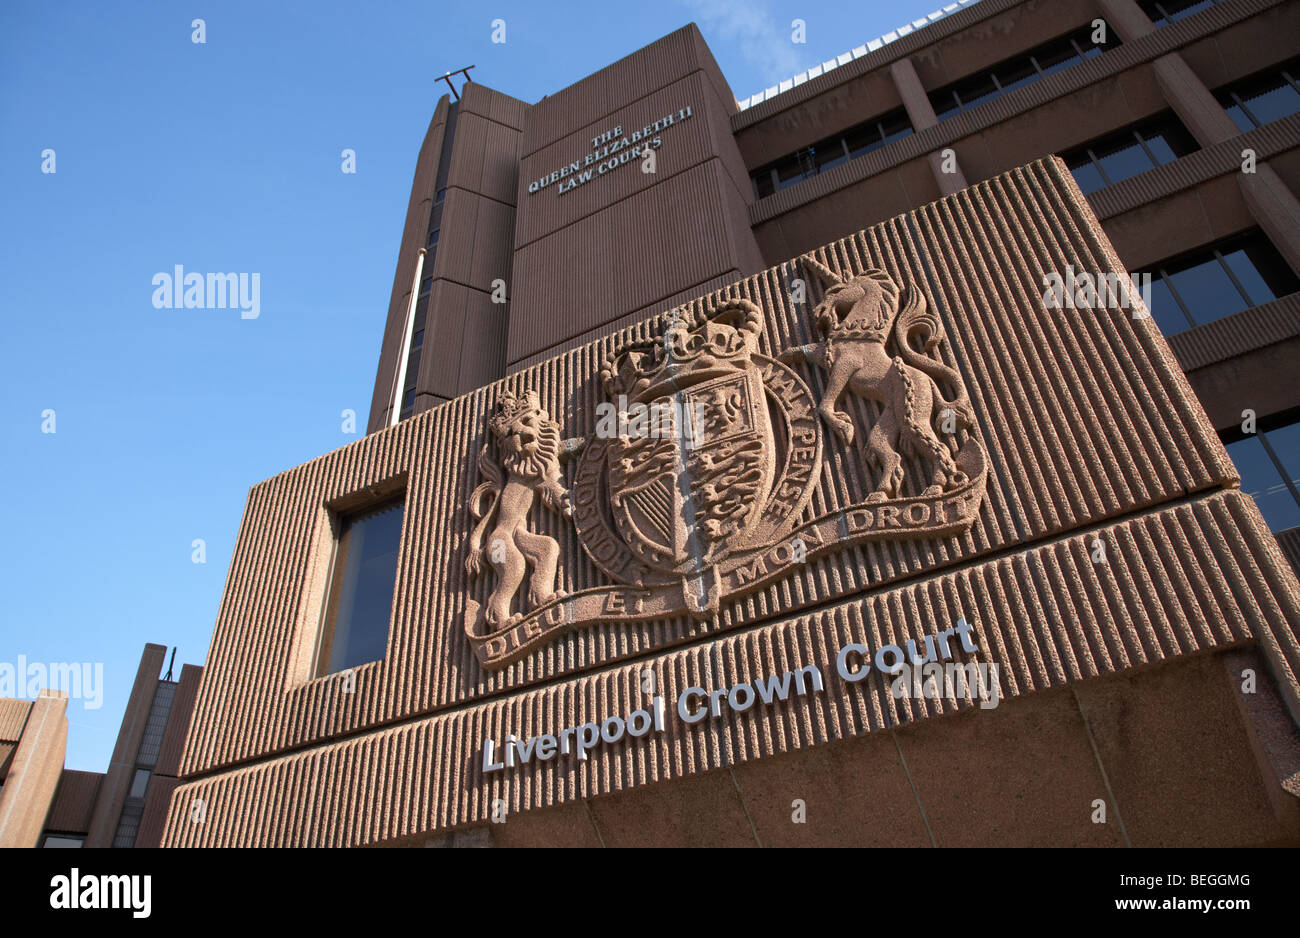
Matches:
[465,446,503,578]
[893,286,975,436]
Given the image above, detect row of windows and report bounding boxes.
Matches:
[749,21,1120,200]
[1137,0,1229,28]
[929,22,1120,121]
[749,21,1300,206]
[1060,58,1300,199]
[1140,230,1299,336]
[750,107,913,199]
[1063,112,1199,194]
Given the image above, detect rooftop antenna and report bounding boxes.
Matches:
[164,647,177,682]
[437,65,476,101]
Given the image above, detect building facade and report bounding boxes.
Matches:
[0,644,202,848]
[162,0,1300,847]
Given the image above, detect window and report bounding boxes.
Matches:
[1063,112,1199,194]
[435,188,446,203]
[1138,0,1222,27]
[420,276,432,296]
[129,768,150,799]
[1143,231,1299,334]
[315,498,405,676]
[41,835,85,848]
[929,23,1121,121]
[1225,418,1300,532]
[750,106,913,198]
[1215,59,1300,131]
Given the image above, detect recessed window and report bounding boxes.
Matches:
[1139,0,1223,28]
[1063,112,1199,194]
[1215,59,1300,132]
[1226,418,1300,532]
[929,22,1121,122]
[749,106,913,199]
[1144,230,1299,334]
[129,768,150,799]
[315,498,405,676]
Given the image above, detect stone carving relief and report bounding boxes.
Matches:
[463,257,988,668]
[779,255,980,502]
[464,390,584,632]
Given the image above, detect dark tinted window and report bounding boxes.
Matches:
[1145,231,1299,333]
[317,499,405,675]
[1138,0,1218,27]
[1226,420,1300,532]
[750,107,913,199]
[1216,60,1300,131]
[1063,112,1198,194]
[928,23,1121,122]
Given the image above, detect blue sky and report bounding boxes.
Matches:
[0,0,944,771]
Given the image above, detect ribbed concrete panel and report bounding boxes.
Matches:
[508,161,746,363]
[417,280,471,400]
[508,23,760,369]
[1168,294,1300,372]
[479,120,525,207]
[521,26,712,157]
[460,81,529,132]
[155,664,203,779]
[509,273,739,372]
[161,491,1300,846]
[457,292,509,395]
[178,158,1243,783]
[0,700,31,743]
[135,775,179,849]
[516,73,726,246]
[444,108,490,195]
[45,769,103,833]
[1278,528,1300,578]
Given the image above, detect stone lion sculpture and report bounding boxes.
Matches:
[466,389,583,627]
[780,254,976,502]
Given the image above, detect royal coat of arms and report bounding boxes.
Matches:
[463,256,989,668]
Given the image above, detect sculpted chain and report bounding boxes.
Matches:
[464,255,989,668]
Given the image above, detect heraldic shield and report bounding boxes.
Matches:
[609,365,775,576]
